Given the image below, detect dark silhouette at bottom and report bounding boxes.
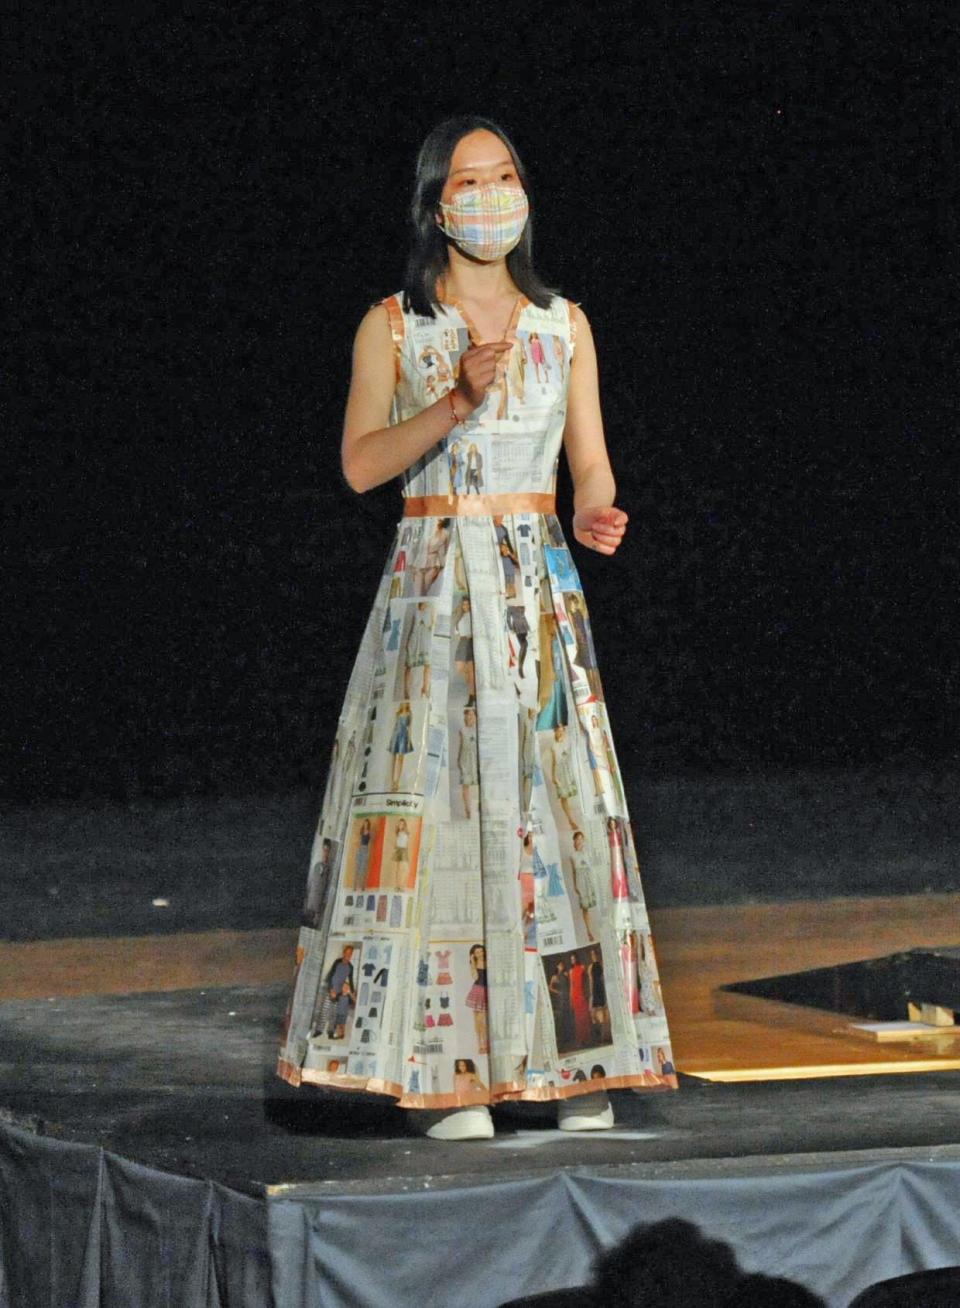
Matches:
[497,1216,825,1306]
[848,1266,960,1306]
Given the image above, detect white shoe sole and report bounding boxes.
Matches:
[557,1092,614,1132]
[414,1107,495,1141]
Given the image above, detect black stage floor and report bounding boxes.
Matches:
[4,981,960,1198]
[7,769,959,944]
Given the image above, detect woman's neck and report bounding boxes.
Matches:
[440,249,518,305]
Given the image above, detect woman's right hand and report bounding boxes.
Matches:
[453,340,514,411]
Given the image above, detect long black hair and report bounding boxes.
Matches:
[401,115,558,318]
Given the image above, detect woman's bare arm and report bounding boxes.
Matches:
[341,305,511,493]
[341,306,456,493]
[562,305,628,555]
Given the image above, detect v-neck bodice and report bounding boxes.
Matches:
[439,288,528,351]
[380,290,578,499]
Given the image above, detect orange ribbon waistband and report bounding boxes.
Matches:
[403,493,556,518]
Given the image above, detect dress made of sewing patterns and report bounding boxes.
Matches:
[277,288,678,1106]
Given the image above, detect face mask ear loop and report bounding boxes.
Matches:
[435,205,451,239]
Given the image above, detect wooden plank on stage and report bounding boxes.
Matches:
[714,991,960,1046]
[2,892,960,1082]
[653,891,960,1080]
[0,928,296,999]
[846,1020,960,1043]
[695,1059,960,1082]
[713,988,864,1039]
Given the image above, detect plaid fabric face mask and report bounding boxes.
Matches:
[438,183,530,261]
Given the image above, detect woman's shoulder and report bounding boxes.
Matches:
[366,291,455,346]
[373,290,445,322]
[524,292,586,331]
[362,292,405,334]
[353,296,398,345]
[372,290,405,315]
[354,294,406,380]
[521,293,587,354]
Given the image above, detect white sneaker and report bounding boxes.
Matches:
[413,1106,495,1141]
[557,1090,614,1132]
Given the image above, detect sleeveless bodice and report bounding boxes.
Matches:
[380,291,577,499]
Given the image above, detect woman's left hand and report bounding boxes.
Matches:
[572,506,628,556]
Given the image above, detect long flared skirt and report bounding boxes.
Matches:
[277,510,677,1107]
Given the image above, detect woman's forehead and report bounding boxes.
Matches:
[449,130,513,174]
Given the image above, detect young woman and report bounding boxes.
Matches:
[277,114,676,1141]
[464,941,489,1058]
[569,828,598,941]
[453,1058,486,1098]
[353,818,372,893]
[403,602,433,698]
[387,701,414,792]
[568,952,591,1048]
[391,817,410,889]
[453,596,476,701]
[456,705,479,819]
[548,721,580,829]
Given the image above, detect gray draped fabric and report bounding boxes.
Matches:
[3,1121,960,1307]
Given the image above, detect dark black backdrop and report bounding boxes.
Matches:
[9,2,957,806]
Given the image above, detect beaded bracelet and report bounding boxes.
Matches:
[446,390,464,426]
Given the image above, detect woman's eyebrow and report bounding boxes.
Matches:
[449,158,515,176]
